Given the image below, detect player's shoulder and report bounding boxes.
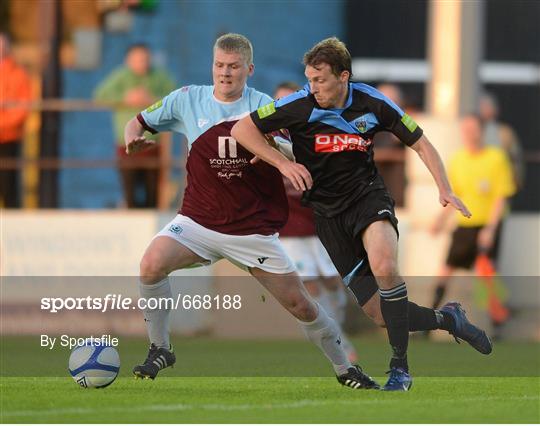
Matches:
[350,82,402,111]
[176,84,211,96]
[165,84,213,103]
[244,86,269,99]
[351,82,379,95]
[244,86,273,105]
[275,86,311,109]
[351,82,388,101]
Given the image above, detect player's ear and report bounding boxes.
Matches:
[339,70,350,83]
[248,63,254,77]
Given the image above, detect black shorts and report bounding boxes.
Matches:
[446,224,503,269]
[315,189,399,306]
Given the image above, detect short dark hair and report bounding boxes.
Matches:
[275,81,301,92]
[126,43,150,55]
[303,37,352,79]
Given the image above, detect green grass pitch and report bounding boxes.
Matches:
[1,337,539,423]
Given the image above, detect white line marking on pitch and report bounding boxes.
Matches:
[2,396,538,417]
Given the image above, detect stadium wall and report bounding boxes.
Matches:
[2,210,538,340]
[60,1,345,208]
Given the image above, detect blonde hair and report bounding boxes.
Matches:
[214,33,253,65]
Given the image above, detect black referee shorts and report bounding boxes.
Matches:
[446,223,503,269]
[315,189,399,306]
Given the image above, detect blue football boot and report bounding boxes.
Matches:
[440,302,493,355]
[382,367,413,391]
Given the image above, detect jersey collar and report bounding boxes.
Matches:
[303,82,353,113]
[212,85,248,104]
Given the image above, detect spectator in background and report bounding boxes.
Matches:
[273,81,302,102]
[376,84,406,130]
[274,81,358,363]
[94,43,175,208]
[0,32,32,208]
[479,92,525,190]
[373,83,407,206]
[430,114,515,323]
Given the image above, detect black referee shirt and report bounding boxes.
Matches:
[251,82,423,217]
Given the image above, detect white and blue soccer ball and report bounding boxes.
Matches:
[68,343,120,388]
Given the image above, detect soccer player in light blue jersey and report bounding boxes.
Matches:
[123,33,378,389]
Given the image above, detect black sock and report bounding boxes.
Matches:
[408,302,456,332]
[408,302,439,331]
[432,282,447,309]
[380,283,409,371]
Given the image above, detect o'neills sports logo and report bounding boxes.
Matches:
[315,134,372,153]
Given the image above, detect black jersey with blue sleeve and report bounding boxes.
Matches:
[250,82,423,217]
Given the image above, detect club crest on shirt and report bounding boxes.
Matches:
[351,112,378,133]
[354,117,368,133]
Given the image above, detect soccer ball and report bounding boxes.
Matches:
[68,343,120,388]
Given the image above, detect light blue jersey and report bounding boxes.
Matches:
[140,85,271,150]
[137,85,289,236]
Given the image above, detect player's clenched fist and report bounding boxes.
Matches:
[125,136,156,155]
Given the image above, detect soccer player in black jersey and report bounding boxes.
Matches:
[232,37,492,391]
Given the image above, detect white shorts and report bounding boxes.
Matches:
[280,236,339,278]
[155,214,295,274]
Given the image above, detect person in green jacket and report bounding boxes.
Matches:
[95,43,175,208]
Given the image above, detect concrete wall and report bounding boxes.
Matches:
[60,1,345,208]
[2,210,537,339]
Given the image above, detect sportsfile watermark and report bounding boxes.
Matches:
[1,276,538,377]
[41,334,118,350]
[40,293,242,313]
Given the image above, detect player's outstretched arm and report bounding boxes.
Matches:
[232,116,312,190]
[410,135,471,218]
[124,117,157,155]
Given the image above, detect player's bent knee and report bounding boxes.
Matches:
[369,258,399,279]
[139,253,169,284]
